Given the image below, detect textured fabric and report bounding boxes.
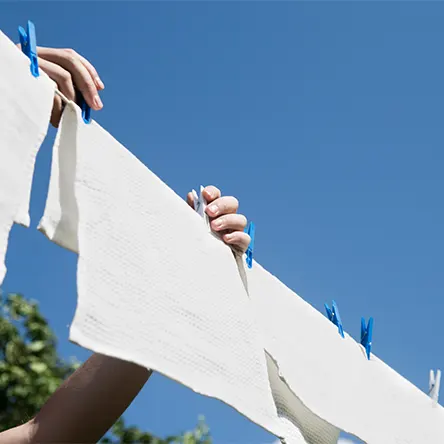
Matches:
[247,261,444,444]
[266,355,340,444]
[39,102,283,437]
[232,255,330,444]
[0,31,53,283]
[37,104,79,253]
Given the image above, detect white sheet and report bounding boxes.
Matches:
[247,261,444,444]
[0,31,53,283]
[39,102,283,437]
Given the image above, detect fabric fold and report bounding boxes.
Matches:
[0,31,54,283]
[39,102,283,437]
[247,261,444,444]
[266,354,340,444]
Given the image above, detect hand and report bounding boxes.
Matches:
[17,45,104,127]
[187,185,251,253]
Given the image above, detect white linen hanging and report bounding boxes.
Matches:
[0,31,54,283]
[39,102,283,437]
[247,261,444,443]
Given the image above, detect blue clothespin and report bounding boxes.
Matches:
[324,300,344,338]
[244,222,255,269]
[360,317,373,360]
[18,20,39,77]
[77,92,91,124]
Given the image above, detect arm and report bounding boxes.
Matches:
[0,354,151,444]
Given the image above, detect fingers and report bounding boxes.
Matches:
[36,47,103,110]
[38,58,76,127]
[202,185,221,204]
[187,185,222,208]
[206,195,239,218]
[211,213,247,233]
[187,186,224,210]
[187,185,250,253]
[222,231,251,253]
[50,95,64,128]
[212,213,249,253]
[77,53,105,90]
[186,192,195,209]
[39,58,76,101]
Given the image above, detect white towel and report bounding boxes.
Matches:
[0,31,53,283]
[266,355,340,444]
[247,261,444,444]
[39,102,283,437]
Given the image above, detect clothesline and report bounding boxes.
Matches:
[55,89,69,103]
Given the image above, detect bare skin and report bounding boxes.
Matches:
[0,47,251,443]
[1,354,151,444]
[15,46,105,127]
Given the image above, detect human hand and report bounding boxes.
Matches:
[18,45,104,127]
[187,185,251,253]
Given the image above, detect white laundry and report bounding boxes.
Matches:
[0,31,54,283]
[247,261,444,444]
[266,354,340,444]
[231,255,337,444]
[39,102,283,437]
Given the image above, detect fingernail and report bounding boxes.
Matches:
[209,205,219,216]
[93,95,103,110]
[225,233,234,241]
[96,77,105,89]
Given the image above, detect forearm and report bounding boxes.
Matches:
[1,353,152,444]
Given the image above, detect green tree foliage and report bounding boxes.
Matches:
[0,293,211,443]
[0,292,77,430]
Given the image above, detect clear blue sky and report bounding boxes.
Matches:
[2,2,444,443]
